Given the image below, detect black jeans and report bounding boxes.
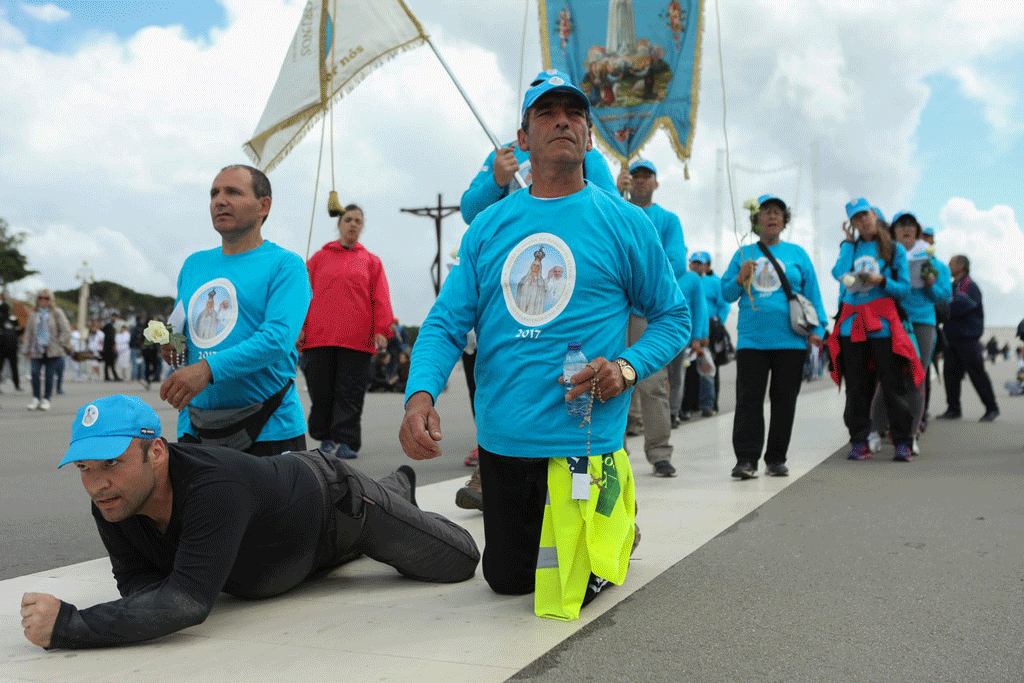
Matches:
[943,337,999,413]
[477,447,549,595]
[733,348,808,466]
[302,346,372,451]
[840,336,912,446]
[0,341,20,389]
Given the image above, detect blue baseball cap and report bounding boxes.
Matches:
[629,159,657,175]
[59,395,161,468]
[530,68,573,86]
[922,226,935,237]
[891,211,919,226]
[845,198,872,219]
[521,72,590,116]
[758,194,787,211]
[689,251,711,264]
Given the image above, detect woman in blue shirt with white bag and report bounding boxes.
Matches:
[722,195,828,480]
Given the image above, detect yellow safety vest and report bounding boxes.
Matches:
[535,449,636,621]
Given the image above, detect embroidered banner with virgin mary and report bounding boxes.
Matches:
[539,0,703,167]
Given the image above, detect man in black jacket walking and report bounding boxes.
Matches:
[936,255,999,422]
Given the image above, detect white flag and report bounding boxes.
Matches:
[244,0,427,172]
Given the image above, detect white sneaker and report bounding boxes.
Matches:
[911,437,920,455]
[39,398,51,411]
[867,431,882,453]
[26,397,40,410]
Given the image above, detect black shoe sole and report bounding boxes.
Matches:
[396,465,417,507]
[731,467,757,480]
[766,467,789,477]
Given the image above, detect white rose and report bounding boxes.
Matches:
[841,274,857,288]
[925,245,936,256]
[143,320,170,345]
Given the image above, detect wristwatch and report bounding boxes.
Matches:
[614,358,637,389]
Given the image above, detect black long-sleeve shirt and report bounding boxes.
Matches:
[49,444,326,649]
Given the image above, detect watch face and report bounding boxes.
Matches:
[618,360,635,382]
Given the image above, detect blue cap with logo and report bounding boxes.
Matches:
[59,395,161,468]
[758,194,787,211]
[689,250,711,264]
[845,198,872,219]
[922,226,935,237]
[629,159,657,175]
[521,71,590,116]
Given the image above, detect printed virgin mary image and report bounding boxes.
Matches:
[194,289,219,340]
[515,248,548,315]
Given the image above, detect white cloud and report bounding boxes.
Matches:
[936,199,1024,295]
[0,0,1022,327]
[19,3,70,23]
[951,64,1019,137]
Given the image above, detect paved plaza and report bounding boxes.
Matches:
[1,361,1020,682]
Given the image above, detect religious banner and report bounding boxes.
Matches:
[244,0,427,172]
[539,0,704,166]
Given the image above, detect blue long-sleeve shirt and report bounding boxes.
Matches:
[903,241,952,326]
[460,145,617,224]
[722,241,828,350]
[639,203,687,276]
[678,270,708,340]
[408,181,690,458]
[831,239,910,338]
[701,272,730,323]
[174,241,311,441]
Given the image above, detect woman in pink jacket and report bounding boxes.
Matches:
[300,204,394,458]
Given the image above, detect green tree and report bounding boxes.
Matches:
[0,217,37,286]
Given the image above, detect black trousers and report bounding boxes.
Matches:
[303,346,372,451]
[944,337,999,413]
[0,342,19,389]
[840,336,912,446]
[681,362,699,413]
[477,447,549,595]
[733,348,807,466]
[462,350,477,419]
[103,350,118,381]
[316,455,480,583]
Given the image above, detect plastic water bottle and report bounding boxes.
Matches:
[563,342,590,417]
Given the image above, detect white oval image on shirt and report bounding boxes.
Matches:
[187,278,238,349]
[501,233,576,327]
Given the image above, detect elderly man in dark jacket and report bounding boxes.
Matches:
[936,255,999,422]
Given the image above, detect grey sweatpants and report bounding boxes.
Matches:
[870,323,935,437]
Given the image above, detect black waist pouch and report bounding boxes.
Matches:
[188,379,293,452]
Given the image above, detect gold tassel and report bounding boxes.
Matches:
[327,191,342,217]
[684,161,690,180]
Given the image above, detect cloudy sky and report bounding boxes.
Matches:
[1,0,1022,325]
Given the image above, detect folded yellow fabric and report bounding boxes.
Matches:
[535,449,635,621]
